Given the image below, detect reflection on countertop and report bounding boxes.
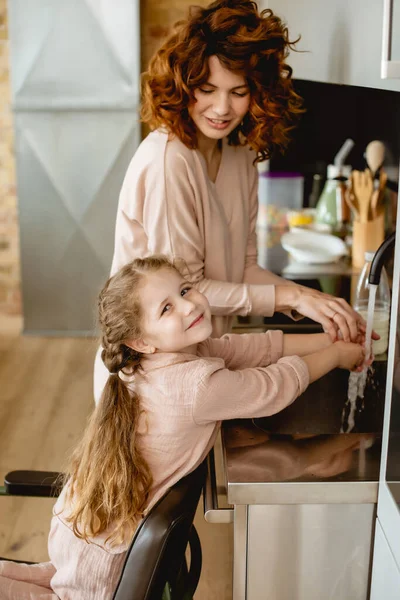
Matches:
[222,420,381,504]
[224,421,380,484]
[221,358,387,505]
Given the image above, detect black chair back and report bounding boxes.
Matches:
[112,459,206,600]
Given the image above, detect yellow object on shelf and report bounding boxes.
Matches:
[287,209,315,229]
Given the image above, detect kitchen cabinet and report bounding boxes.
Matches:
[393,0,400,61]
[219,418,383,600]
[370,520,400,600]
[368,229,400,598]
[382,0,400,78]
[205,352,387,599]
[260,0,400,92]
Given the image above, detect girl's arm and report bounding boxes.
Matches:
[282,333,332,357]
[194,354,311,423]
[199,330,284,370]
[193,341,364,424]
[301,345,339,383]
[283,333,365,383]
[302,341,364,384]
[282,333,366,382]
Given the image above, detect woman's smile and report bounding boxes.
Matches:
[205,117,231,130]
[189,56,250,143]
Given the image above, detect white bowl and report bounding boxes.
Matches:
[281,229,348,264]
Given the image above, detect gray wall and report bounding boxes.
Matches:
[9,0,141,334]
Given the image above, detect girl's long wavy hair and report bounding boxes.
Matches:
[63,256,178,546]
[141,0,304,162]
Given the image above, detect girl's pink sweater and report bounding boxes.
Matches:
[0,331,309,599]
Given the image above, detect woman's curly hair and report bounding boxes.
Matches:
[141,0,304,162]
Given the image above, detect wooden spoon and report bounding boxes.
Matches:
[365,141,385,178]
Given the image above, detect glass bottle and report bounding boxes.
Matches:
[354,251,391,355]
[315,164,351,232]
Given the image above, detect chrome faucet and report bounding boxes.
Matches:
[369,231,396,285]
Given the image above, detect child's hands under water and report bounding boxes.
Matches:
[334,340,367,372]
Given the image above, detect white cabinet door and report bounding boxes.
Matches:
[370,519,400,600]
[382,0,400,78]
[260,0,400,91]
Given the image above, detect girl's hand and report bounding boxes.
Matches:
[334,340,365,371]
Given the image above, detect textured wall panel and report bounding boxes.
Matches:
[9,0,140,108]
[9,1,140,333]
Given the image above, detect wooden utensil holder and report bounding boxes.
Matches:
[352,213,385,268]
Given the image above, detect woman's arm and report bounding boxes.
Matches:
[131,138,277,317]
[243,163,367,343]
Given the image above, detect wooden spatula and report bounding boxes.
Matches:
[351,169,374,223]
[370,169,388,219]
[344,187,360,221]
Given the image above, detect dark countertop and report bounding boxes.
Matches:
[222,420,382,504]
[221,227,389,505]
[253,358,388,436]
[221,357,387,504]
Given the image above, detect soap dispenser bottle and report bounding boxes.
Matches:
[315,164,351,231]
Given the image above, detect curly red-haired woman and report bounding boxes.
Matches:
[94,0,366,401]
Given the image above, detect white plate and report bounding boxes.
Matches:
[281,230,347,264]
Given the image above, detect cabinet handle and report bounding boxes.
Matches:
[203,449,234,523]
[381,0,400,78]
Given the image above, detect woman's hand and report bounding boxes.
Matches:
[275,284,379,343]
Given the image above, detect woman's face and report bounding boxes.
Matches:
[189,55,251,142]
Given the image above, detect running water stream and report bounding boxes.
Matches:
[340,284,377,433]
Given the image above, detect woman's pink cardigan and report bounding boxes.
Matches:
[94,129,297,402]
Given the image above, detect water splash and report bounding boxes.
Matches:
[340,284,377,433]
[364,284,377,361]
[341,369,368,432]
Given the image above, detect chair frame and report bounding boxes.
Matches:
[1,461,206,600]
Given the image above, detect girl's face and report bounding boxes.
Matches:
[129,267,212,355]
[188,55,251,143]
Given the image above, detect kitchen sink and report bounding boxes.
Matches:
[254,361,387,435]
[234,316,388,435]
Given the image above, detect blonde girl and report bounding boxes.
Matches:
[0,256,366,599]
